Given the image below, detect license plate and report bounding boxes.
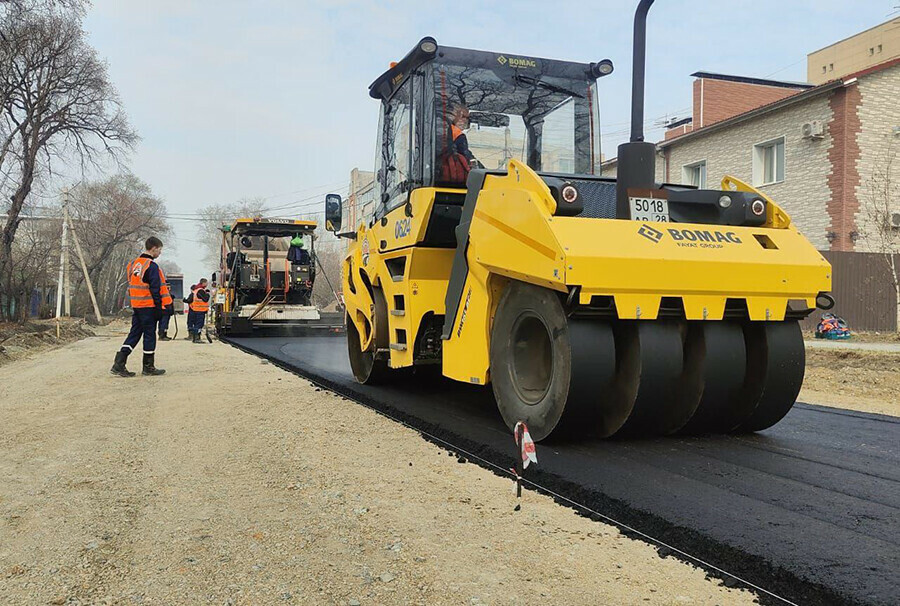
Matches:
[629,197,670,222]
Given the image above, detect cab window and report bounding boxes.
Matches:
[377,76,418,216]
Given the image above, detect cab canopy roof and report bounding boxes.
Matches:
[368,37,602,101]
[229,217,317,237]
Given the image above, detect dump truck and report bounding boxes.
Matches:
[324,0,833,441]
[214,217,343,336]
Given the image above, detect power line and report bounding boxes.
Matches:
[157,184,351,222]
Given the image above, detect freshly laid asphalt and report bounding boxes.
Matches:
[229,335,900,606]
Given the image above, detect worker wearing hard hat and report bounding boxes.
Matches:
[110,236,168,377]
[185,278,210,344]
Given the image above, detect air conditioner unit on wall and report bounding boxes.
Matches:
[801,120,825,140]
[890,213,900,229]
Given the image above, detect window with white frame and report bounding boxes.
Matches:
[682,160,707,188]
[752,137,785,186]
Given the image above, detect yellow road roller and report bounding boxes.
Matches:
[325,0,833,440]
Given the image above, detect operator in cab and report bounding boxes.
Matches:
[110,236,168,377]
[440,102,480,184]
[288,235,310,265]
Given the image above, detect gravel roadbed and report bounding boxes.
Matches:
[0,330,757,605]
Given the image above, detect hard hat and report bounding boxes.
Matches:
[291,235,304,247]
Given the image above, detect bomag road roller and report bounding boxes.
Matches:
[214,217,343,336]
[324,0,833,441]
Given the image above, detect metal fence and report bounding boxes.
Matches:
[802,251,899,332]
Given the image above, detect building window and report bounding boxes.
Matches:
[829,63,834,72]
[753,137,785,186]
[682,160,707,188]
[878,44,882,53]
[822,65,827,74]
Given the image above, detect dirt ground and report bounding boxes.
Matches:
[0,318,96,367]
[804,330,900,344]
[800,348,900,416]
[0,324,758,605]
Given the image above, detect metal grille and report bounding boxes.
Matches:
[570,179,617,219]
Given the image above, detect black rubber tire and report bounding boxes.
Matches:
[346,289,390,385]
[490,282,574,442]
[615,321,698,436]
[678,322,749,434]
[733,321,805,433]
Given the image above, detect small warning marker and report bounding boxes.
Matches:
[512,422,537,511]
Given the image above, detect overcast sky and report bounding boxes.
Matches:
[82,0,896,282]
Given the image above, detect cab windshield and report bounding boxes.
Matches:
[434,62,601,180]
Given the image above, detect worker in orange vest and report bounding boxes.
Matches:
[184,278,210,343]
[110,236,168,377]
[439,102,480,184]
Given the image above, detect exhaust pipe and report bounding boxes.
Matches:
[616,0,657,219]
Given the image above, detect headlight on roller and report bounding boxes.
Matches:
[561,183,579,204]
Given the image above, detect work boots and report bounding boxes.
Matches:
[192,332,202,344]
[158,331,172,341]
[110,350,135,377]
[142,353,166,376]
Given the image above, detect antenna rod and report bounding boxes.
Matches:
[630,0,655,142]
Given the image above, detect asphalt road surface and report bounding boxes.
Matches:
[229,334,900,606]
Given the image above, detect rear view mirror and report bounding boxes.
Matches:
[325,193,342,232]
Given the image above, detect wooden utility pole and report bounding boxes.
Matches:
[62,191,71,317]
[55,192,70,337]
[67,205,102,324]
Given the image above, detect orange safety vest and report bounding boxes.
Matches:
[159,269,173,307]
[127,256,157,309]
[189,287,209,313]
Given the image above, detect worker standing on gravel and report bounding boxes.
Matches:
[185,278,210,344]
[110,237,167,377]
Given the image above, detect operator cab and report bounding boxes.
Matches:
[225,219,317,306]
[363,39,614,224]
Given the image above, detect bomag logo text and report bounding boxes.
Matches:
[498,55,536,68]
[667,228,742,249]
[509,57,536,68]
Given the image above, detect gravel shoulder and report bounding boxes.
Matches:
[800,348,900,417]
[0,327,757,605]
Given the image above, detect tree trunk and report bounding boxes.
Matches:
[0,136,39,323]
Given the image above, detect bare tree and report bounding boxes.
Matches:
[65,174,170,314]
[195,197,269,269]
[0,0,137,319]
[158,259,182,275]
[860,136,900,332]
[1,214,56,320]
